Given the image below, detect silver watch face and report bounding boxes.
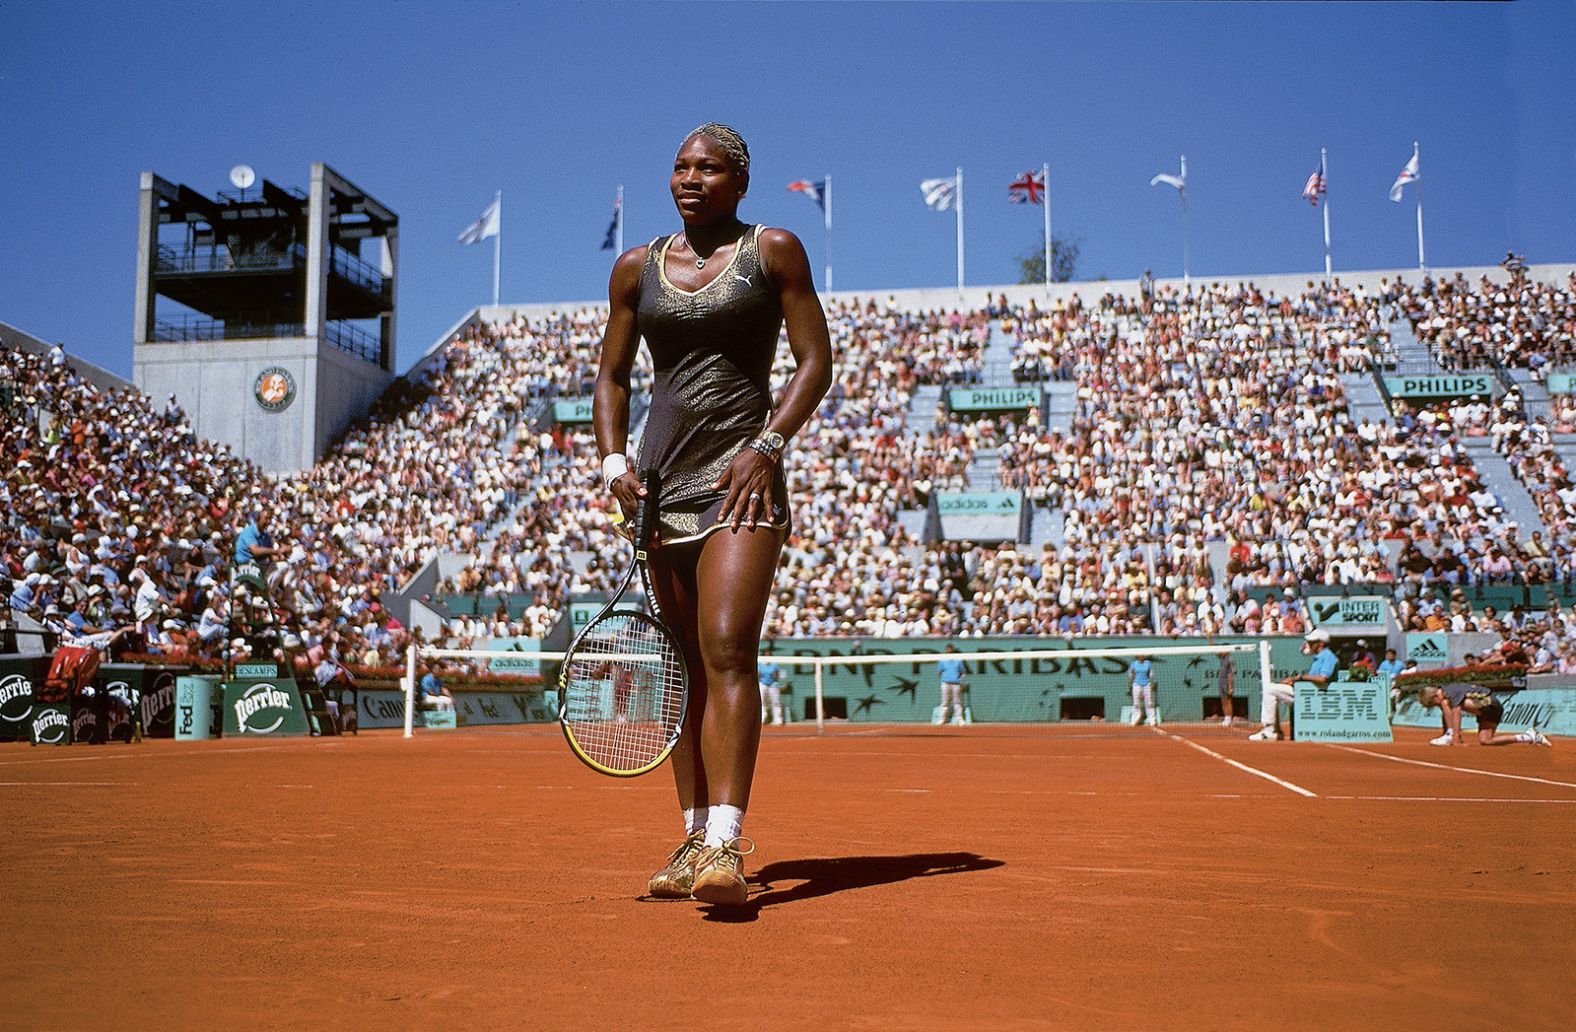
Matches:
[762,431,785,450]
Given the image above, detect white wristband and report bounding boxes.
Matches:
[601,453,630,490]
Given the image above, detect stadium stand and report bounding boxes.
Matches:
[6,262,1576,671]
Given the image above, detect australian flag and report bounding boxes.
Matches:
[599,198,621,250]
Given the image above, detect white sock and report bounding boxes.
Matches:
[683,806,709,836]
[704,803,744,848]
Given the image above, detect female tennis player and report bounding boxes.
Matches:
[593,123,833,905]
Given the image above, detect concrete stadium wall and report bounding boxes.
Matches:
[136,337,319,472]
[315,343,397,459]
[0,319,133,393]
[428,263,1574,349]
[134,337,389,474]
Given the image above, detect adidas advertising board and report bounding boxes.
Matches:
[1405,632,1449,667]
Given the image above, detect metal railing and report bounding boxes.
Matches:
[152,315,306,343]
[326,321,382,363]
[155,244,306,275]
[155,243,386,298]
[331,246,386,295]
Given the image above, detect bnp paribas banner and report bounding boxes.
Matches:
[762,636,1308,723]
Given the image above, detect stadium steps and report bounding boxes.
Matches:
[1341,372,1393,428]
[1461,438,1545,540]
[1514,376,1552,422]
[898,507,929,543]
[967,448,1001,490]
[1553,435,1576,474]
[1029,507,1062,550]
[1044,379,1077,435]
[1388,319,1441,373]
[983,320,1017,385]
[1207,541,1232,591]
[908,385,943,436]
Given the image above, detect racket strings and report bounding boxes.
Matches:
[562,612,685,773]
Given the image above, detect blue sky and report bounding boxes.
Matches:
[2,0,1573,376]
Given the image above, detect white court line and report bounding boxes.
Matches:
[1325,794,1576,804]
[1164,731,1318,797]
[1320,743,1576,790]
[0,744,300,767]
[0,781,139,787]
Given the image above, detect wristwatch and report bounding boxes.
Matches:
[749,430,786,460]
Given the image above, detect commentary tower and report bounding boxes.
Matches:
[132,163,398,472]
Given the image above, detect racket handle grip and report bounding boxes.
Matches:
[633,469,661,550]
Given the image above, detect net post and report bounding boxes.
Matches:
[403,641,417,739]
[814,661,825,736]
[1257,639,1273,704]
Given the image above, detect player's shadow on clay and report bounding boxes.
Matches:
[698,851,1004,923]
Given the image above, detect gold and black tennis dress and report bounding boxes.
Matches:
[636,224,790,545]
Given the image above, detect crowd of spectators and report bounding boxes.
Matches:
[1398,270,1576,373]
[8,266,1576,661]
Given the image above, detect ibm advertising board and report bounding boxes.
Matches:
[1546,373,1576,395]
[1382,374,1499,400]
[1293,680,1393,742]
[947,387,1044,414]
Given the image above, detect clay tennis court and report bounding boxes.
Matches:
[3,725,1571,1032]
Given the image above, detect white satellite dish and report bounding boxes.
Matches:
[229,164,256,191]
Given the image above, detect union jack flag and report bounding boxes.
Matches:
[1302,169,1326,207]
[1008,170,1046,205]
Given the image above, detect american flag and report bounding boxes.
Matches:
[1302,168,1326,207]
[1008,169,1045,205]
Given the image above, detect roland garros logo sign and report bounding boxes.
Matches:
[233,682,293,734]
[254,367,296,413]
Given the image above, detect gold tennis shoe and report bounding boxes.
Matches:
[691,837,755,906]
[647,831,706,899]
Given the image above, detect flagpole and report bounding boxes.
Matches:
[492,190,501,307]
[1179,155,1189,287]
[1412,140,1426,272]
[1042,162,1052,292]
[615,184,624,255]
[824,174,833,293]
[955,166,965,298]
[1321,148,1332,282]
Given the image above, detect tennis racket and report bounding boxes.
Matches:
[558,469,689,776]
